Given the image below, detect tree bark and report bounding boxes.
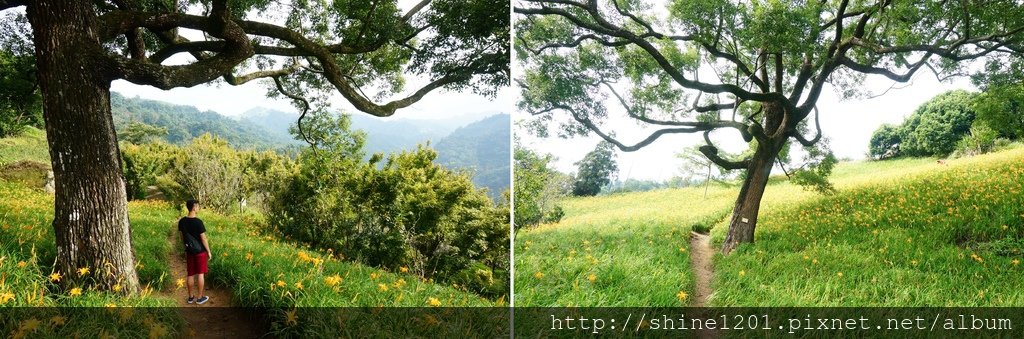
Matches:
[27,0,140,293]
[721,103,788,254]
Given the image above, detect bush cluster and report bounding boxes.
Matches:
[268,114,509,298]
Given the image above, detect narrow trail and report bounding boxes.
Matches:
[688,231,714,307]
[689,231,719,339]
[160,227,266,338]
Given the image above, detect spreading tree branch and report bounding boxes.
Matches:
[272,76,317,153]
[792,106,822,147]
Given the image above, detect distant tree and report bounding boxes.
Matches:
[900,90,976,157]
[238,150,294,212]
[120,141,176,201]
[516,0,1023,253]
[0,15,40,136]
[972,84,1024,139]
[513,143,565,229]
[676,144,740,197]
[0,0,507,291]
[602,178,669,194]
[868,124,902,160]
[572,141,618,196]
[118,121,167,144]
[169,134,244,212]
[970,55,1024,140]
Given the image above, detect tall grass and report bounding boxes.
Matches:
[515,185,735,306]
[1,126,504,336]
[195,212,501,336]
[0,127,49,166]
[711,148,1024,306]
[515,147,1024,306]
[0,181,182,337]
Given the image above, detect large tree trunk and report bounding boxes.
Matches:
[27,0,140,293]
[720,103,788,255]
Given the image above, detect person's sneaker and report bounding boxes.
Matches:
[187,296,195,304]
[196,296,209,305]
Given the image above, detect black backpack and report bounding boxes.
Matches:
[183,231,204,255]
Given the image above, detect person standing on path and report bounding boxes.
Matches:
[179,199,213,305]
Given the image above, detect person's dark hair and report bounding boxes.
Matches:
[186,199,199,212]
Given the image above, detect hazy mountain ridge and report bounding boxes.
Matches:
[111,92,293,150]
[435,114,511,201]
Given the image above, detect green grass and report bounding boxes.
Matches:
[514,185,735,306]
[710,148,1024,306]
[0,167,496,338]
[0,182,177,292]
[515,147,1024,306]
[0,180,497,333]
[0,127,50,166]
[0,129,502,336]
[0,181,183,337]
[193,212,501,336]
[197,212,497,308]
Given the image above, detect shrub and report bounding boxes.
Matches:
[868,124,902,159]
[121,141,177,200]
[954,123,999,157]
[513,145,565,228]
[270,113,509,298]
[542,205,565,224]
[166,134,244,211]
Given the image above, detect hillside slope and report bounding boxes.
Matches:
[111,93,293,150]
[0,132,499,336]
[239,107,495,157]
[0,126,48,166]
[515,147,1024,306]
[436,114,511,201]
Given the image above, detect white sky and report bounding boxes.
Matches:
[111,0,511,120]
[514,71,976,181]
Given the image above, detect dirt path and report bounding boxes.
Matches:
[161,229,266,338]
[689,232,714,307]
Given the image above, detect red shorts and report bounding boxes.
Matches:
[186,252,209,276]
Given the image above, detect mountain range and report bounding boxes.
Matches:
[110,92,509,200]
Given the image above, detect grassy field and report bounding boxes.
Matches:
[514,147,1024,306]
[0,130,499,337]
[0,180,184,337]
[0,178,498,333]
[0,127,49,166]
[514,184,735,306]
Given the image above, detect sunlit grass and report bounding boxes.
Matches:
[711,148,1024,306]
[0,127,50,166]
[515,146,1024,306]
[0,180,183,337]
[515,184,735,306]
